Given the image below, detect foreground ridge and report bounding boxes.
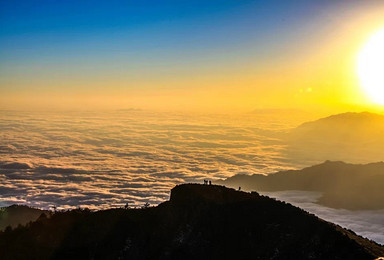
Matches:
[0,184,383,259]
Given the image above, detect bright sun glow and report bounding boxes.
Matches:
[357,28,384,105]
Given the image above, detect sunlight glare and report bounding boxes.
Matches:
[357,28,384,105]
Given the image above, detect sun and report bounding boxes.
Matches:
[357,28,384,105]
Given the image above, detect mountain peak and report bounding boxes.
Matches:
[298,111,384,128]
[287,111,384,163]
[170,184,259,205]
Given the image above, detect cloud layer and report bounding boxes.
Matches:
[0,110,298,210]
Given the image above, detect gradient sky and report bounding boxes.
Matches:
[1,0,384,111]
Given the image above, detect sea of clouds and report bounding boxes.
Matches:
[0,109,383,244]
[0,110,303,210]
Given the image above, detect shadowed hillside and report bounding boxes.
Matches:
[0,205,48,230]
[0,184,383,259]
[285,112,384,164]
[222,160,384,210]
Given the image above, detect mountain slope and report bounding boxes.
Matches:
[222,160,384,209]
[285,111,384,163]
[0,205,48,230]
[0,184,383,259]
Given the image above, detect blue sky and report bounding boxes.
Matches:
[0,1,336,64]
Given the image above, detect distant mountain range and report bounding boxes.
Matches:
[222,160,384,210]
[284,111,384,163]
[0,184,383,259]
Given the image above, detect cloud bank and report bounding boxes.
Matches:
[0,110,295,210]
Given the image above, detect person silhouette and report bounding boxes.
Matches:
[209,180,211,185]
[238,186,241,191]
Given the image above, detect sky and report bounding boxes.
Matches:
[1,0,384,112]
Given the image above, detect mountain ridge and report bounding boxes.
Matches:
[0,184,383,259]
[285,111,384,164]
[222,160,384,210]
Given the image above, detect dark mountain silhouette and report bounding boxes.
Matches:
[0,162,31,170]
[0,184,383,259]
[285,111,384,163]
[0,205,48,230]
[222,160,384,210]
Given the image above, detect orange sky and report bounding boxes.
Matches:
[1,1,384,114]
